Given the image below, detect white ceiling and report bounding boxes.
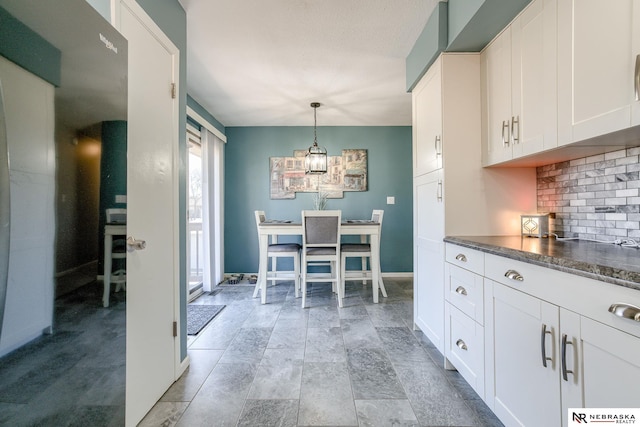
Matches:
[179,0,439,127]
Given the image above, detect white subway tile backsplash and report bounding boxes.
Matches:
[538,146,640,238]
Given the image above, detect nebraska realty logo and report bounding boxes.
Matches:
[569,408,639,424]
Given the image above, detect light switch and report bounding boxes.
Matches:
[115,194,127,204]
[386,196,395,205]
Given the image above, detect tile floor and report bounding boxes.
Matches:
[140,278,503,427]
[0,277,503,427]
[0,281,126,427]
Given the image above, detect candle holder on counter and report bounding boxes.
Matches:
[521,214,549,238]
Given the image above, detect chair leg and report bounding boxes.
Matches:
[378,266,388,298]
[340,254,346,301]
[361,256,367,284]
[252,268,262,298]
[301,257,307,308]
[294,252,300,298]
[336,260,343,308]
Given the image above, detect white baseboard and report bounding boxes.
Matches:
[176,354,190,380]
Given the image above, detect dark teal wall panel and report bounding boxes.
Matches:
[224,126,413,275]
[0,6,61,86]
[447,0,533,52]
[406,1,447,92]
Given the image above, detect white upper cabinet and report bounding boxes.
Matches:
[482,27,513,165]
[558,0,640,145]
[482,0,557,166]
[511,0,557,158]
[412,61,442,177]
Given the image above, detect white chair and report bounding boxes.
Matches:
[340,209,387,301]
[253,211,301,299]
[105,208,127,293]
[301,210,342,308]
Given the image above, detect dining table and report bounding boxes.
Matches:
[257,219,382,305]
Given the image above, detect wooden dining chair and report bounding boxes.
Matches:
[253,210,301,299]
[301,210,342,308]
[340,209,387,301]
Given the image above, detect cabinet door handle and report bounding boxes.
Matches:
[455,286,468,296]
[511,115,520,144]
[501,120,510,147]
[504,269,524,282]
[435,135,442,157]
[436,179,443,202]
[608,303,640,322]
[455,254,467,262]
[541,323,553,368]
[561,333,574,381]
[635,54,640,101]
[456,339,468,351]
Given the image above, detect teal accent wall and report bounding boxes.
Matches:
[135,0,189,360]
[187,95,225,135]
[97,121,128,276]
[446,0,533,52]
[447,0,485,49]
[407,0,534,90]
[224,126,413,275]
[405,1,448,92]
[0,6,61,86]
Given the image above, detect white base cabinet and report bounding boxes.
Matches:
[485,280,562,427]
[484,251,640,427]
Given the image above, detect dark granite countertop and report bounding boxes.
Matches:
[444,235,640,291]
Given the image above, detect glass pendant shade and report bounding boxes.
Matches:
[305,102,327,174]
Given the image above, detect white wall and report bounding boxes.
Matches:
[0,56,55,356]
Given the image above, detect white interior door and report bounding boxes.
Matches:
[115,1,180,425]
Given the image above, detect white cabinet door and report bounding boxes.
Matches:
[413,170,444,351]
[485,281,561,427]
[412,58,442,177]
[482,28,513,166]
[559,309,583,427]
[581,316,640,408]
[511,0,557,158]
[558,0,640,144]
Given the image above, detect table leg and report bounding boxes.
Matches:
[103,234,112,307]
[258,233,269,304]
[370,233,380,304]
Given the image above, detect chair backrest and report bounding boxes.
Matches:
[371,209,384,237]
[106,208,127,224]
[302,210,341,247]
[254,210,266,231]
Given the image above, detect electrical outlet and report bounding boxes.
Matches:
[386,196,395,205]
[115,194,127,204]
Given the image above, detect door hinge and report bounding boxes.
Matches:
[172,321,178,337]
[171,83,176,99]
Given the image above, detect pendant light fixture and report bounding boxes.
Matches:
[305,102,327,174]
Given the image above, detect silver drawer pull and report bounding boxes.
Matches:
[456,339,467,351]
[504,269,524,282]
[541,323,553,368]
[455,254,467,262]
[608,303,640,322]
[455,286,468,296]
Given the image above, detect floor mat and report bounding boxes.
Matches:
[186,304,225,335]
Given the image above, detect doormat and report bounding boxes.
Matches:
[187,304,225,335]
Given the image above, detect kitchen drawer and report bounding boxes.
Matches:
[484,253,547,293]
[445,243,484,275]
[485,253,640,339]
[445,303,485,399]
[445,263,484,324]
